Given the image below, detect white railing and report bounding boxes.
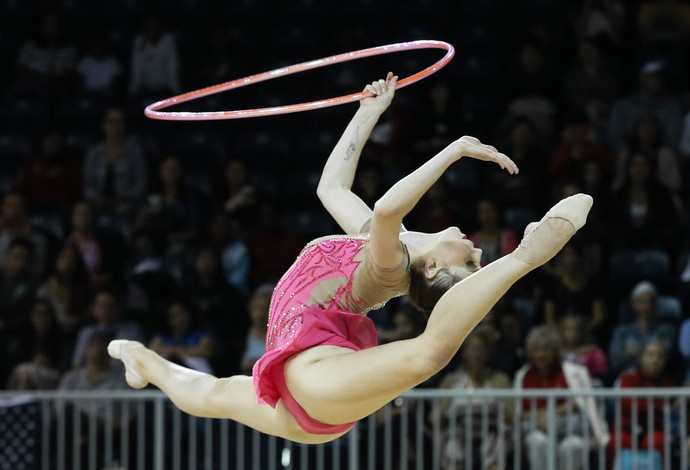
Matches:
[0,388,689,470]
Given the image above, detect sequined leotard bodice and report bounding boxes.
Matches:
[266,236,407,352]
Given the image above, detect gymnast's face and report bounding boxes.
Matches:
[431,227,482,277]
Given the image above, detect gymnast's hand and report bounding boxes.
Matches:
[359,72,398,112]
[450,135,519,175]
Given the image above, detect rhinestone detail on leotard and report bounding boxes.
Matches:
[267,236,402,351]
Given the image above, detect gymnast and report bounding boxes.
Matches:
[109,73,593,444]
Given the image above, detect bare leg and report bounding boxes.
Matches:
[107,340,345,443]
[285,194,593,425]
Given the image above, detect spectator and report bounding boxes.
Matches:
[548,116,614,195]
[563,37,619,131]
[432,331,512,470]
[608,60,683,151]
[132,156,200,256]
[474,307,522,378]
[575,1,627,46]
[149,300,215,374]
[412,180,463,235]
[613,114,683,206]
[246,200,305,285]
[71,290,143,368]
[542,243,607,341]
[515,326,609,470]
[64,201,105,284]
[17,129,83,211]
[351,162,385,211]
[504,37,559,137]
[677,299,690,380]
[637,0,690,47]
[609,281,677,374]
[608,340,677,462]
[605,151,679,251]
[76,36,122,96]
[413,80,466,157]
[83,108,147,215]
[14,13,76,94]
[560,314,609,383]
[0,239,38,337]
[0,192,45,269]
[5,299,63,390]
[36,245,90,331]
[377,302,424,345]
[129,16,181,97]
[205,211,250,293]
[217,159,256,219]
[183,246,248,376]
[240,284,273,375]
[57,332,133,469]
[487,116,547,209]
[468,198,518,266]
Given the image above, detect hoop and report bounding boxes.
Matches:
[144,40,455,121]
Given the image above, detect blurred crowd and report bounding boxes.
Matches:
[1,0,690,466]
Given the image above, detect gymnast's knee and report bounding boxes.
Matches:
[407,336,455,380]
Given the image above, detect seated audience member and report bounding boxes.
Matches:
[206,211,250,293]
[474,308,522,378]
[71,290,143,368]
[149,300,215,374]
[0,239,38,342]
[608,61,682,152]
[0,192,46,270]
[542,243,607,342]
[14,14,76,94]
[609,281,677,374]
[679,316,690,382]
[36,245,90,331]
[76,37,122,96]
[132,156,200,256]
[560,314,609,384]
[605,151,679,252]
[613,114,683,201]
[57,332,133,469]
[468,198,518,266]
[432,332,512,470]
[608,340,677,462]
[64,201,107,286]
[183,247,248,375]
[240,284,273,375]
[5,299,63,390]
[83,108,147,216]
[129,16,181,97]
[515,326,609,470]
[563,37,619,133]
[377,301,425,345]
[216,159,256,218]
[17,129,82,211]
[246,200,305,285]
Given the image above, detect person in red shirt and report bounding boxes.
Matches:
[514,325,607,470]
[608,339,677,461]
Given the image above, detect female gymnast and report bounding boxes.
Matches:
[109,73,593,444]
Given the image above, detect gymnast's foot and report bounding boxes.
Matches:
[512,193,593,267]
[108,340,149,389]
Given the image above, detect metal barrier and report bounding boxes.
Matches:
[0,388,689,470]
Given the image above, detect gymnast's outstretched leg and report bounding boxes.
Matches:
[283,194,593,425]
[107,341,345,443]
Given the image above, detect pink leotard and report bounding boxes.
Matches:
[252,235,408,434]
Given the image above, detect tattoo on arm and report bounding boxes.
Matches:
[345,127,359,161]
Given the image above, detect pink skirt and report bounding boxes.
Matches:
[252,305,378,434]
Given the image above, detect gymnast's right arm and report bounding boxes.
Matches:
[316,73,398,235]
